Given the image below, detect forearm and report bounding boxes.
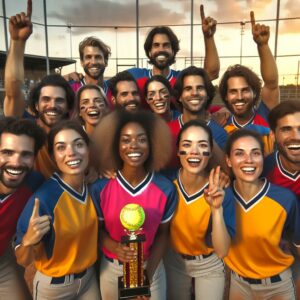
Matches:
[203,36,220,81]
[211,207,231,258]
[146,224,169,281]
[99,227,118,254]
[15,242,38,267]
[4,39,26,116]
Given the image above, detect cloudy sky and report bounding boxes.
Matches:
[1,0,300,84]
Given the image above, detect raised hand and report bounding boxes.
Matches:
[9,0,32,41]
[22,198,51,247]
[200,4,217,38]
[250,11,270,46]
[115,243,137,263]
[204,166,225,209]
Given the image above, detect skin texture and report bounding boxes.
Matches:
[0,133,34,194]
[112,81,141,112]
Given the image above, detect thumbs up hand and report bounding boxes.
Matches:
[22,198,51,247]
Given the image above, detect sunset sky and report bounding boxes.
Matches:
[1,0,300,85]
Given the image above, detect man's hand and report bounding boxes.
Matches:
[9,0,32,41]
[200,4,217,38]
[250,11,270,46]
[22,198,51,247]
[63,72,84,83]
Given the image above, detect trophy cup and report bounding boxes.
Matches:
[118,203,151,300]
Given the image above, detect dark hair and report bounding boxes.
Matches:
[219,64,262,108]
[48,120,90,156]
[173,66,215,109]
[144,26,180,61]
[176,119,213,149]
[225,129,264,156]
[108,71,138,98]
[0,117,46,155]
[268,100,300,132]
[74,84,108,123]
[144,75,173,97]
[29,74,75,117]
[93,110,172,172]
[79,36,111,65]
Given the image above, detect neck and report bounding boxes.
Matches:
[0,183,15,195]
[182,110,208,124]
[180,168,208,195]
[234,178,264,202]
[279,153,300,173]
[36,119,51,134]
[120,167,148,187]
[161,110,173,122]
[84,123,95,136]
[60,173,85,193]
[84,75,103,87]
[152,66,170,78]
[233,110,255,126]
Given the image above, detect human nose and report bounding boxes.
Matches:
[65,144,76,156]
[10,153,22,165]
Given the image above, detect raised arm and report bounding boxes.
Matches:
[4,0,32,117]
[251,11,279,109]
[201,5,220,81]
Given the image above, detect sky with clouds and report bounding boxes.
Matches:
[1,0,300,84]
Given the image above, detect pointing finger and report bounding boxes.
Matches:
[31,198,40,219]
[200,4,205,22]
[27,0,32,19]
[250,11,255,27]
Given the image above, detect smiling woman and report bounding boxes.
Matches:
[90,110,177,300]
[15,120,100,300]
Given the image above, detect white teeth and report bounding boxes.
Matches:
[187,158,200,163]
[6,168,23,175]
[66,160,80,166]
[157,55,166,60]
[128,153,141,158]
[128,104,137,108]
[287,144,300,149]
[234,103,245,107]
[241,167,255,172]
[87,110,99,116]
[154,103,165,108]
[46,111,58,116]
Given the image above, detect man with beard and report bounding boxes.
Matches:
[108,71,141,112]
[127,5,219,108]
[0,117,45,300]
[263,100,300,299]
[218,11,279,155]
[167,66,228,170]
[65,36,111,95]
[4,0,75,178]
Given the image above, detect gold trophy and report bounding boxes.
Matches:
[118,203,151,300]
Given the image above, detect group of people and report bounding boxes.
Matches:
[1,1,300,300]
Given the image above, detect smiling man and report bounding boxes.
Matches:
[0,117,45,300]
[218,11,279,156]
[262,100,300,299]
[4,0,75,178]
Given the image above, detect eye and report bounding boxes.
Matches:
[199,143,208,149]
[253,150,262,156]
[181,142,190,148]
[120,137,131,144]
[137,136,148,144]
[56,145,65,152]
[76,142,85,148]
[1,149,14,156]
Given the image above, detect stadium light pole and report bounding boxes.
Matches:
[2,0,8,51]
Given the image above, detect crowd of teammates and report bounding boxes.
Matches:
[1,0,300,299]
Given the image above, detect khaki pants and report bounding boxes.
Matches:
[33,266,100,300]
[164,248,225,300]
[0,248,31,300]
[230,268,295,300]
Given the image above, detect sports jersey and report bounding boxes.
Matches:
[0,171,44,256]
[224,179,300,278]
[90,171,177,260]
[224,101,273,155]
[15,172,98,277]
[170,172,235,256]
[262,151,300,199]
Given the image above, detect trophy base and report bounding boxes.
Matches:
[118,272,151,300]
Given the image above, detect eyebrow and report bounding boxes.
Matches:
[181,139,208,143]
[233,147,261,151]
[54,137,84,145]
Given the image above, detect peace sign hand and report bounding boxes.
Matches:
[250,11,270,46]
[204,166,225,210]
[9,0,32,41]
[200,4,217,38]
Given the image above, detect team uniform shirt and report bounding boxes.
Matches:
[90,171,178,260]
[224,101,273,155]
[170,172,236,256]
[262,151,300,200]
[0,171,44,256]
[15,172,98,277]
[224,179,300,279]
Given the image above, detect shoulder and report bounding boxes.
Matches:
[24,171,45,191]
[152,172,176,194]
[127,68,150,78]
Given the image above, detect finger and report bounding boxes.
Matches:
[214,165,221,186]
[27,0,32,19]
[200,4,205,22]
[10,16,17,25]
[15,14,22,23]
[250,11,255,27]
[20,12,26,22]
[209,168,215,189]
[31,198,40,218]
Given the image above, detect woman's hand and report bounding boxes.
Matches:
[115,243,137,263]
[204,166,225,210]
